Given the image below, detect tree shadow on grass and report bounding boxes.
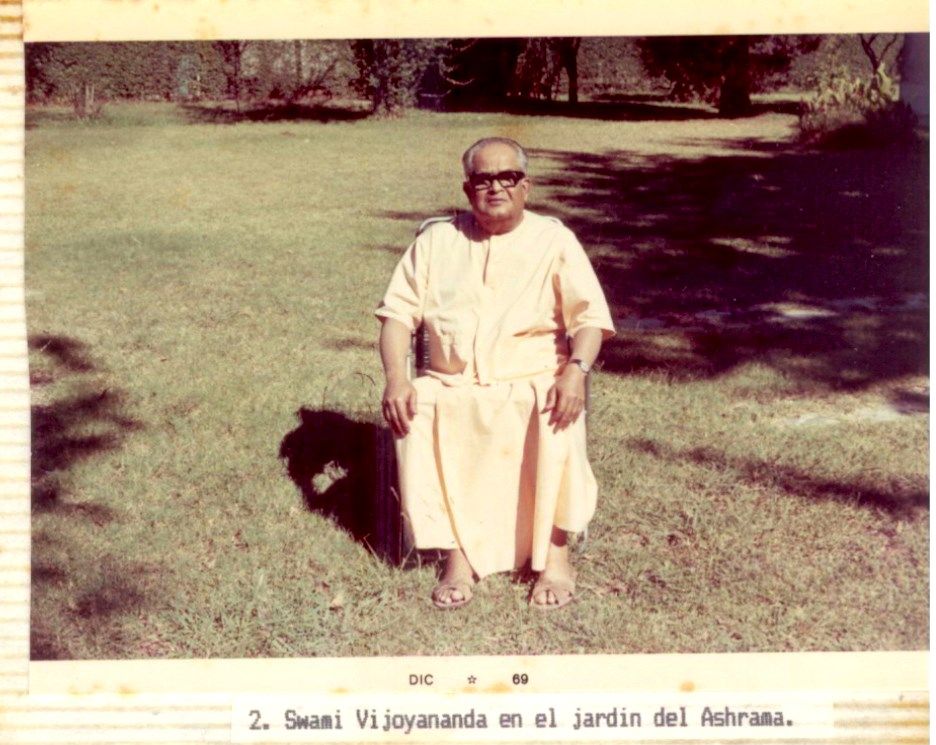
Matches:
[590,92,806,118]
[30,556,161,660]
[279,407,405,564]
[30,334,142,510]
[377,208,462,225]
[531,134,928,391]
[628,437,928,518]
[179,101,371,125]
[29,334,96,373]
[449,95,718,122]
[32,388,141,511]
[890,387,929,414]
[30,335,148,659]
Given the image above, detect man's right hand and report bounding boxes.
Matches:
[382,378,418,436]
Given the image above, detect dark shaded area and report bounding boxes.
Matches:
[323,338,375,352]
[32,384,141,510]
[29,334,96,373]
[72,574,147,619]
[532,135,928,389]
[279,407,405,563]
[448,95,718,121]
[371,243,409,256]
[30,335,146,659]
[378,209,461,225]
[812,122,917,151]
[32,564,67,585]
[179,101,370,125]
[629,437,928,518]
[890,387,929,414]
[443,95,805,122]
[31,561,160,660]
[30,632,65,660]
[594,92,807,117]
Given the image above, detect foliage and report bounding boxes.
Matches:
[438,38,524,106]
[638,35,822,116]
[211,40,250,109]
[26,41,230,108]
[799,58,917,147]
[350,39,446,115]
[441,38,582,106]
[577,38,656,99]
[858,34,902,76]
[509,38,582,102]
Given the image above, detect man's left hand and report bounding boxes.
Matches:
[544,365,587,431]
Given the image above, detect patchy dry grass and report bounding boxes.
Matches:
[27,102,927,659]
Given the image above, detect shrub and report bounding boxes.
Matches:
[799,63,917,147]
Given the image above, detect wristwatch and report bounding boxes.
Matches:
[569,358,591,374]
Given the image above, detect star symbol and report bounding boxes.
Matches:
[468,675,477,684]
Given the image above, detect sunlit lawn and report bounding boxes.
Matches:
[26,101,928,659]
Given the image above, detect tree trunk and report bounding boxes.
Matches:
[563,39,580,104]
[293,39,303,97]
[718,37,752,117]
[566,53,579,104]
[233,51,241,112]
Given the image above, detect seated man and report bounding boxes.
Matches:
[376,137,614,610]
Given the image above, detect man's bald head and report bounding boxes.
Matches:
[462,137,529,177]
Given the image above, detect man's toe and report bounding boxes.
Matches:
[532,588,553,605]
[432,579,473,609]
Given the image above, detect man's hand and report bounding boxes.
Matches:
[379,318,418,436]
[544,365,586,432]
[382,377,418,437]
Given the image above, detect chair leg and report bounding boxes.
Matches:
[373,425,404,565]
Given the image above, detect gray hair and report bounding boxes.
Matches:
[461,137,529,177]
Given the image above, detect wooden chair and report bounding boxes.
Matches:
[372,328,425,565]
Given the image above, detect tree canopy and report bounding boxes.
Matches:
[638,35,822,116]
[27,35,864,120]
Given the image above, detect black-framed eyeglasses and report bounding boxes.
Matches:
[467,170,526,191]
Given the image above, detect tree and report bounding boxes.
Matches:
[350,39,443,115]
[26,43,111,116]
[858,34,902,76]
[292,40,303,98]
[559,38,582,104]
[638,35,821,117]
[441,38,582,106]
[510,38,582,102]
[212,40,249,110]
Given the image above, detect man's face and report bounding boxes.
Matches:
[463,143,530,231]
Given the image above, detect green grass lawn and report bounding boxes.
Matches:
[26,101,928,659]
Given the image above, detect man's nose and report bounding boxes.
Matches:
[488,179,505,194]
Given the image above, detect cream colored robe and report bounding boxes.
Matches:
[376,210,615,577]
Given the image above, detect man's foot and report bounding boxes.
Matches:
[432,548,476,610]
[529,527,576,610]
[529,572,576,610]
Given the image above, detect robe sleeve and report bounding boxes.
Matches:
[557,234,616,339]
[375,239,427,332]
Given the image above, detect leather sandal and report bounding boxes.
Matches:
[529,573,575,610]
[432,580,473,610]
